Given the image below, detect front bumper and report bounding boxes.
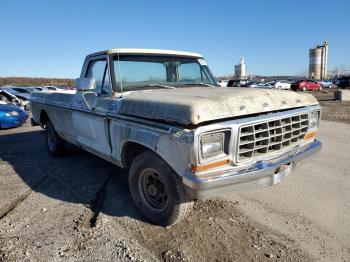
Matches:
[183,140,321,199]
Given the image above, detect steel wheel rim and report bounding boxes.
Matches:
[139,168,168,211]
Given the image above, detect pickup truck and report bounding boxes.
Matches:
[30,49,322,226]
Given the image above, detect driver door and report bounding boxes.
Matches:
[72,57,112,156]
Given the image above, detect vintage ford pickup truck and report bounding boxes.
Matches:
[30,49,321,226]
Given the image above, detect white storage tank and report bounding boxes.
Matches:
[309,41,328,80]
[234,57,247,79]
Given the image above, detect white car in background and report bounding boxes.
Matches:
[317,80,335,88]
[273,80,291,90]
[43,85,60,91]
[217,80,228,87]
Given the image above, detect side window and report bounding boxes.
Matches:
[86,59,111,94]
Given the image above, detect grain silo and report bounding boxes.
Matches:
[235,57,247,79]
[309,41,328,80]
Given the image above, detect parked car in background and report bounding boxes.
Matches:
[2,87,32,101]
[273,80,291,90]
[238,81,258,87]
[227,79,249,87]
[256,82,274,89]
[217,80,228,87]
[43,85,60,91]
[335,76,350,88]
[8,86,35,93]
[317,80,334,88]
[33,87,45,91]
[0,103,28,129]
[291,80,322,91]
[0,89,28,109]
[246,81,257,87]
[227,80,234,87]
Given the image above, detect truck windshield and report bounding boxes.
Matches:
[113,55,218,91]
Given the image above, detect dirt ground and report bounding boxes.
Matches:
[1,93,349,261]
[0,124,316,262]
[310,88,350,124]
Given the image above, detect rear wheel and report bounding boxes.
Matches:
[45,120,65,157]
[129,151,193,226]
[302,86,307,91]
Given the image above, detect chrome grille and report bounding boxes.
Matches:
[237,113,309,162]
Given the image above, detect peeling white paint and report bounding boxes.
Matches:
[118,87,318,125]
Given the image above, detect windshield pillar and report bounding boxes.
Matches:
[166,64,179,82]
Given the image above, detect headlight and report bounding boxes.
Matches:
[5,111,19,117]
[309,111,320,130]
[200,133,224,158]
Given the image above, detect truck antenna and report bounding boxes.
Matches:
[117,52,123,97]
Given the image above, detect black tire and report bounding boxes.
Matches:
[319,85,323,91]
[45,120,65,157]
[129,151,193,226]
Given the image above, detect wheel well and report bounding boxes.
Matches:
[122,142,150,169]
[40,110,49,125]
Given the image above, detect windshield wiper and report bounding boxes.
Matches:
[126,84,176,90]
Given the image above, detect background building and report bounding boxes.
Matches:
[235,57,247,79]
[309,41,328,80]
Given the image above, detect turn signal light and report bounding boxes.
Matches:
[304,131,317,141]
[191,159,230,172]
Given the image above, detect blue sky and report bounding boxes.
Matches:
[0,0,349,78]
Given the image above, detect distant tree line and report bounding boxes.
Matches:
[0,77,75,87]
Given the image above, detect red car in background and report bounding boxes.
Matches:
[291,80,322,91]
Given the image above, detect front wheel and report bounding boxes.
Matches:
[318,85,323,91]
[302,86,307,91]
[129,151,193,226]
[45,120,65,157]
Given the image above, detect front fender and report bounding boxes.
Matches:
[109,119,193,175]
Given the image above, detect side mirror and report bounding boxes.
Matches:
[75,77,96,91]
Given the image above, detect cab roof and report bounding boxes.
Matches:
[87,48,203,58]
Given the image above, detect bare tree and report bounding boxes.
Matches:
[330,65,349,78]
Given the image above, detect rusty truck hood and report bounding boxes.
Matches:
[118,87,318,125]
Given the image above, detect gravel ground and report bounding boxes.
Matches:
[223,120,350,262]
[309,88,350,124]
[0,117,349,261]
